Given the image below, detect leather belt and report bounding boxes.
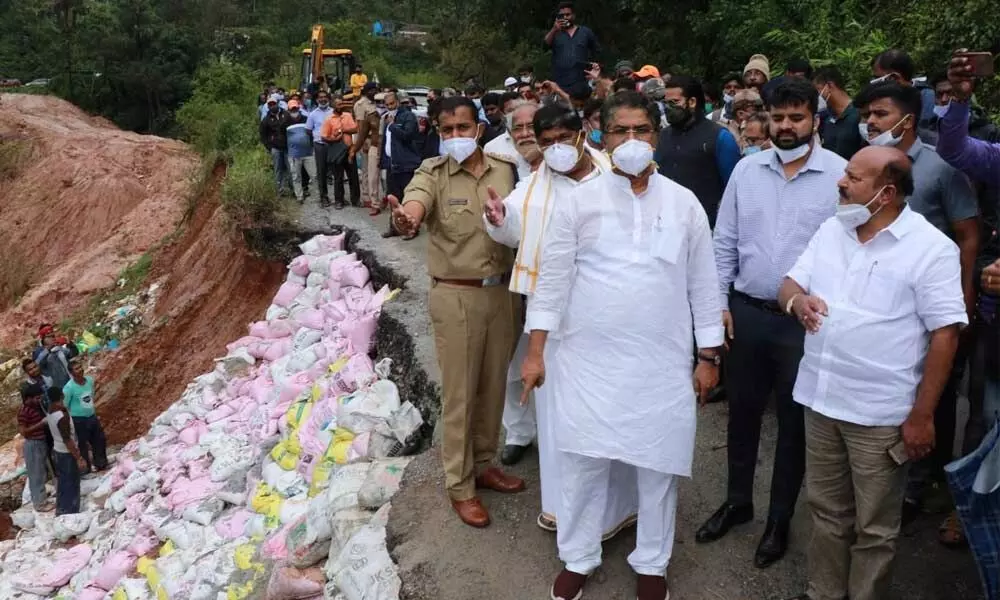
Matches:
[733,289,787,316]
[434,273,511,288]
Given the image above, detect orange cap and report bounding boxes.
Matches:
[634,65,660,79]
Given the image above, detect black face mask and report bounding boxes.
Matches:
[268,105,279,114]
[666,104,691,127]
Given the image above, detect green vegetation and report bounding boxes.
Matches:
[57,250,155,342]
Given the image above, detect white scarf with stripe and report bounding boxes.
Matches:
[510,145,611,295]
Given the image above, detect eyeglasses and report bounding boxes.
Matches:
[605,125,655,137]
[558,12,572,17]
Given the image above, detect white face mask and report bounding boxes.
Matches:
[836,186,886,229]
[440,136,479,164]
[611,139,654,176]
[542,136,582,173]
[933,104,950,119]
[723,93,734,104]
[520,76,532,83]
[858,116,907,147]
[817,85,829,113]
[773,141,811,164]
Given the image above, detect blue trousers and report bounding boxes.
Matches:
[54,451,80,515]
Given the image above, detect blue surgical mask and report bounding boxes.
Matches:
[742,145,761,156]
[589,129,602,144]
[932,104,950,119]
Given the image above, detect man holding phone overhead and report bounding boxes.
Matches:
[544,1,600,93]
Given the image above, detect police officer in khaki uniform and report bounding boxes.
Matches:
[388,96,525,528]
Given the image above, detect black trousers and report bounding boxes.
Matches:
[725,293,807,521]
[313,143,330,203]
[332,156,360,206]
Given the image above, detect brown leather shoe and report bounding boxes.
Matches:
[636,574,669,600]
[550,569,588,600]
[475,467,526,493]
[451,497,490,528]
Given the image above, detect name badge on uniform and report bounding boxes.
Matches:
[448,198,469,206]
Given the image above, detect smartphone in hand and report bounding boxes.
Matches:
[888,440,910,466]
[958,52,995,77]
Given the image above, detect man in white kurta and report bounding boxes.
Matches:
[484,104,638,536]
[522,92,724,600]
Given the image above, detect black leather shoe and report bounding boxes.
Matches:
[754,518,790,568]
[500,444,529,466]
[696,502,753,543]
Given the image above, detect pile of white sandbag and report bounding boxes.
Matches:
[0,233,421,600]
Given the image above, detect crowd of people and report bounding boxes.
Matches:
[247,3,1000,598]
[18,324,109,517]
[370,2,997,598]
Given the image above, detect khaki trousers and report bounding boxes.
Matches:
[429,281,520,501]
[359,145,381,207]
[804,407,905,600]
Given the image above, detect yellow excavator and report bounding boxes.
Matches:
[300,25,356,94]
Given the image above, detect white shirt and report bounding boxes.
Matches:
[484,147,609,298]
[46,410,75,454]
[526,171,724,475]
[484,132,532,180]
[787,206,968,427]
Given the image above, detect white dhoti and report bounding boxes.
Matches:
[558,453,678,576]
[538,338,638,533]
[502,333,536,447]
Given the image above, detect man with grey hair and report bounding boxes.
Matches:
[484,99,539,179]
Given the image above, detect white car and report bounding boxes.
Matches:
[400,87,430,108]
[24,79,51,88]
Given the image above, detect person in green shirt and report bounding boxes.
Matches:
[62,358,108,472]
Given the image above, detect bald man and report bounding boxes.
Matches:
[779,146,967,600]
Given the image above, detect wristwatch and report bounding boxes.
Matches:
[697,352,721,366]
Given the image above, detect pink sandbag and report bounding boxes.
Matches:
[215,509,253,539]
[266,565,326,600]
[39,544,93,587]
[205,404,237,424]
[77,587,108,600]
[332,353,374,396]
[262,520,296,560]
[263,338,293,362]
[250,318,296,340]
[321,301,347,323]
[340,261,370,288]
[188,455,213,480]
[250,375,274,405]
[292,308,325,331]
[279,372,313,405]
[274,281,306,307]
[342,284,375,314]
[125,492,151,519]
[227,335,263,353]
[166,476,220,511]
[159,459,186,492]
[93,550,137,591]
[248,321,271,338]
[178,420,208,446]
[339,313,378,355]
[127,527,158,556]
[289,255,311,276]
[299,397,338,458]
[314,232,345,253]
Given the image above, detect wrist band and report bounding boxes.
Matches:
[785,293,801,316]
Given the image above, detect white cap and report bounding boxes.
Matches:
[267,93,280,104]
[503,76,518,87]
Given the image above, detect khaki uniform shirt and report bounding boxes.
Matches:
[404,152,519,280]
[353,96,380,148]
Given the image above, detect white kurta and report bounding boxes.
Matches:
[486,153,638,529]
[526,171,724,476]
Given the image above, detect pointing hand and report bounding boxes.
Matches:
[387,195,416,236]
[484,186,506,226]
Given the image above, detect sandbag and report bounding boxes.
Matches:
[358,458,411,509]
[94,550,137,591]
[328,505,399,600]
[274,282,306,307]
[266,565,325,600]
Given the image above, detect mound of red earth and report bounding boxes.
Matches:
[0,93,286,441]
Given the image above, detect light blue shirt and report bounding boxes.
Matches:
[713,145,848,303]
[305,106,333,144]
